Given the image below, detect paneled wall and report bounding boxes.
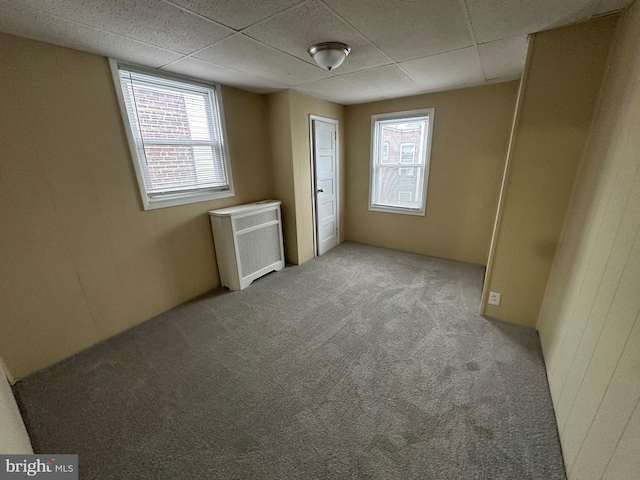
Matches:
[537,2,640,478]
[482,16,618,327]
[0,33,271,379]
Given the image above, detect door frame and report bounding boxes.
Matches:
[309,115,340,257]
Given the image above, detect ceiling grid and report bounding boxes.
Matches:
[0,0,632,103]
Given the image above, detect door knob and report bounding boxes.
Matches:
[317,188,324,193]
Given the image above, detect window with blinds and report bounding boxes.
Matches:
[110,60,234,209]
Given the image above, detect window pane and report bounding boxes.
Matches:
[376,165,424,210]
[400,143,416,164]
[398,191,413,206]
[378,121,425,165]
[128,84,196,140]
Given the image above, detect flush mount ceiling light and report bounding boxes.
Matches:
[308,42,351,71]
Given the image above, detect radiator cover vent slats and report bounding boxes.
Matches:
[234,209,278,232]
[209,201,285,291]
[237,223,282,278]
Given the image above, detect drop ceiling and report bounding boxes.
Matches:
[0,0,632,104]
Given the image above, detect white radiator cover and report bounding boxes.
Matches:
[209,200,285,291]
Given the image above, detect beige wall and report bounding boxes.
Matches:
[0,33,271,379]
[289,90,345,264]
[267,91,298,264]
[267,90,345,265]
[482,17,618,326]
[537,2,640,478]
[344,82,518,265]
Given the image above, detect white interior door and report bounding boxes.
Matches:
[312,118,338,256]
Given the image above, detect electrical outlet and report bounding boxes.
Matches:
[488,291,501,306]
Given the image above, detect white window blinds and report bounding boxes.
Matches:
[116,66,232,207]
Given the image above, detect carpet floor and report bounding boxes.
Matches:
[14,242,566,479]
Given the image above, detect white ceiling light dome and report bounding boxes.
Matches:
[308,42,351,71]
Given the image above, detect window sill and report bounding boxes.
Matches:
[143,189,235,210]
[368,204,426,216]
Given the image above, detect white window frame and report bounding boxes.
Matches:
[109,59,234,210]
[369,108,434,216]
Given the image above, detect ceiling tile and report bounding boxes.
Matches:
[594,0,634,15]
[0,1,181,67]
[0,0,628,104]
[478,35,529,80]
[295,76,383,104]
[194,34,331,85]
[340,65,424,98]
[10,0,233,54]
[161,57,287,93]
[167,0,304,30]
[322,0,473,62]
[400,47,486,92]
[466,0,600,44]
[244,0,392,74]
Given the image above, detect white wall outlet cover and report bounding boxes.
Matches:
[488,291,501,306]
